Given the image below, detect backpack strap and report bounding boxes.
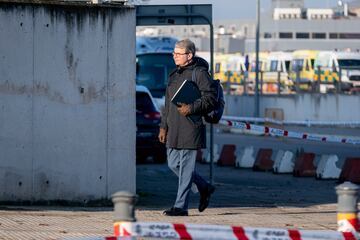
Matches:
[191,67,207,83]
[193,68,221,103]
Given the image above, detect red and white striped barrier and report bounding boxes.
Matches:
[115,221,359,240]
[223,115,360,127]
[64,237,124,240]
[219,120,360,145]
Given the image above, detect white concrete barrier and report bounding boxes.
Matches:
[235,146,257,168]
[316,155,342,179]
[273,150,295,173]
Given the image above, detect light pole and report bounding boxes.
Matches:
[209,23,214,185]
[254,0,260,117]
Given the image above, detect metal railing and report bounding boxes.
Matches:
[221,65,360,95]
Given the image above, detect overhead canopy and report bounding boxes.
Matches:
[136,4,212,26]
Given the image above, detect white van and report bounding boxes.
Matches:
[314,51,360,93]
[263,51,293,93]
[227,54,247,93]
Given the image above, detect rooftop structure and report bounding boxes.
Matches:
[271,0,304,9]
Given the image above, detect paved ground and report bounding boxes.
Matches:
[1,162,356,240]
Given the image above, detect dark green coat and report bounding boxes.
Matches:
[160,57,217,149]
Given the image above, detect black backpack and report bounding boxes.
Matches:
[192,68,225,124]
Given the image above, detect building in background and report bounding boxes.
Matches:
[137,0,360,53]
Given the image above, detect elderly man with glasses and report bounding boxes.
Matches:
[158,39,217,216]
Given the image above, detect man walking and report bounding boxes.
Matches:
[158,39,216,216]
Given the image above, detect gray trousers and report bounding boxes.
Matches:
[167,148,208,210]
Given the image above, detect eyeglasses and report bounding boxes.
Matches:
[172,52,189,57]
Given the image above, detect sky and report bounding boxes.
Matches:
[144,0,354,20]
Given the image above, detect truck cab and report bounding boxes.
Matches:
[136,52,175,110]
[136,36,177,110]
[314,51,360,93]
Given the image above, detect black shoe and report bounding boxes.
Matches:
[198,184,215,212]
[163,207,188,216]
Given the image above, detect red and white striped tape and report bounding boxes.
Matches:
[115,221,359,240]
[218,120,360,145]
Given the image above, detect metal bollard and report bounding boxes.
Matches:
[112,191,137,222]
[336,182,359,233]
[112,191,137,237]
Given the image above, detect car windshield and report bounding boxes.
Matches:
[269,60,278,72]
[136,53,176,98]
[285,60,291,72]
[250,61,263,72]
[338,59,360,67]
[292,59,304,71]
[136,92,156,112]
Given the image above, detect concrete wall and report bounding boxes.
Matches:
[225,94,360,122]
[0,2,136,202]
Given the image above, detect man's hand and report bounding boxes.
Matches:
[177,103,191,116]
[158,128,167,144]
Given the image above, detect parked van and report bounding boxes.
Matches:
[227,54,247,90]
[289,50,319,91]
[248,52,269,93]
[263,51,293,93]
[314,51,360,93]
[214,53,232,82]
[212,53,247,94]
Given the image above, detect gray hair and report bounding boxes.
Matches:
[175,39,196,56]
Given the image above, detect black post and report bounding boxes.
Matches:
[227,71,231,95]
[260,71,263,94]
[209,23,214,185]
[254,0,260,117]
[277,71,281,95]
[243,70,247,95]
[317,66,321,93]
[338,67,342,93]
[296,69,300,93]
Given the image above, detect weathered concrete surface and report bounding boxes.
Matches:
[0,2,136,201]
[225,93,360,122]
